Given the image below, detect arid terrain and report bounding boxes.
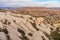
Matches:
[0,7,60,40]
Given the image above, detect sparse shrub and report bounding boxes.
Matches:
[51,28,60,40]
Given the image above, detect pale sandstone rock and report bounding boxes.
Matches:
[37,17,44,23]
[0,11,58,40]
[0,32,7,40]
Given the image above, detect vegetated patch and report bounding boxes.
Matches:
[51,27,60,40]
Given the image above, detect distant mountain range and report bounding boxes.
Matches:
[0,7,60,10]
[0,7,16,10]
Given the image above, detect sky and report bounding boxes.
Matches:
[0,0,60,7]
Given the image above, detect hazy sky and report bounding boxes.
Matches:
[0,0,60,7]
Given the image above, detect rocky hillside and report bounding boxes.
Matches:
[0,11,60,40]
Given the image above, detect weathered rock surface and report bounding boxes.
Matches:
[0,11,60,40]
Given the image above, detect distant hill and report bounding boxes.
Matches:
[0,7,16,10]
[0,7,60,21]
[12,7,60,17]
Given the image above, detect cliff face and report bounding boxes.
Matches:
[0,11,60,40]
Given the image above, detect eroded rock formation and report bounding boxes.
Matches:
[0,11,60,40]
